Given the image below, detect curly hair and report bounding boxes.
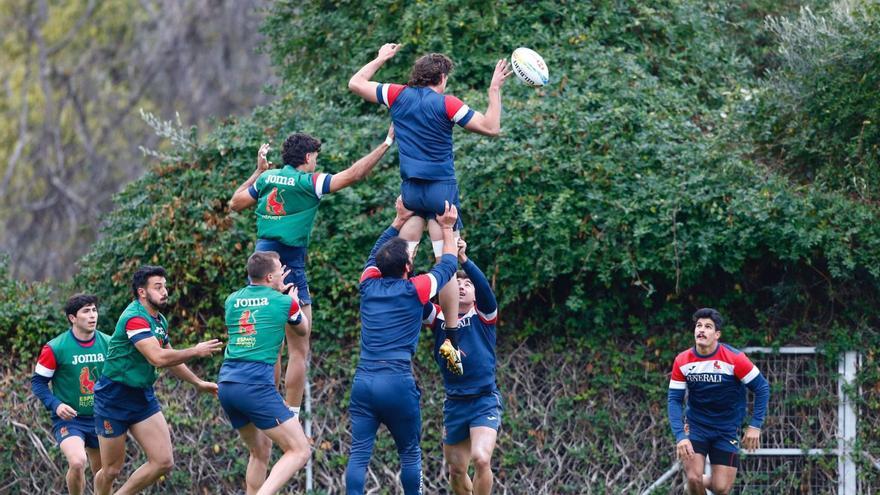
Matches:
[282,133,322,167]
[408,53,454,87]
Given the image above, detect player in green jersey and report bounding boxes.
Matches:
[218,251,311,495]
[31,294,110,495]
[92,265,224,495]
[228,125,394,416]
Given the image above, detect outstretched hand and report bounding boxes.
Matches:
[457,238,468,263]
[490,59,513,90]
[377,43,401,61]
[257,143,272,171]
[436,201,458,229]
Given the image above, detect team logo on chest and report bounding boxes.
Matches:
[79,367,96,394]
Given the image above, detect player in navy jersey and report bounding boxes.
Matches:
[344,197,459,495]
[349,44,512,375]
[422,238,501,495]
[667,308,771,495]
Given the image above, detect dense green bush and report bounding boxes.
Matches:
[3,0,880,492]
[751,1,880,200]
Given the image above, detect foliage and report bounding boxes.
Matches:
[751,0,880,200]
[2,0,880,492]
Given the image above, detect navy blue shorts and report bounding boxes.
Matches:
[443,391,503,445]
[53,416,99,449]
[400,179,463,231]
[93,377,162,438]
[255,239,311,305]
[218,382,294,430]
[686,420,741,468]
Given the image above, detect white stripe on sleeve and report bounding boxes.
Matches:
[381,84,390,108]
[35,363,55,378]
[477,308,498,322]
[126,327,152,339]
[669,379,686,390]
[313,173,329,198]
[452,104,471,123]
[742,366,760,384]
[423,304,438,325]
[427,273,439,298]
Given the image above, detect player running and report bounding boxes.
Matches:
[92,265,223,495]
[667,308,771,495]
[344,197,458,495]
[218,251,311,495]
[422,238,501,495]
[424,238,502,493]
[229,126,395,414]
[31,294,110,495]
[348,44,512,375]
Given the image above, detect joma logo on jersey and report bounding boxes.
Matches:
[265,175,297,186]
[71,354,105,365]
[234,297,269,308]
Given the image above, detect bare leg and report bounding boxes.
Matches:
[94,432,127,495]
[237,423,273,495]
[113,412,174,495]
[682,453,707,495]
[444,438,473,495]
[470,427,498,495]
[707,464,737,495]
[59,436,88,495]
[255,417,311,495]
[285,304,312,408]
[399,215,426,244]
[428,219,460,331]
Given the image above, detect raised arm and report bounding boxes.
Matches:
[328,126,394,193]
[458,239,497,320]
[410,202,459,304]
[348,43,401,103]
[229,143,272,212]
[462,59,513,137]
[362,197,413,273]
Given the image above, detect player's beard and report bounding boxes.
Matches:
[147,293,168,310]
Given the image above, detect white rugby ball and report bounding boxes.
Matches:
[510,47,549,87]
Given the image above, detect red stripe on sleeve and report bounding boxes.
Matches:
[411,275,433,304]
[387,84,405,107]
[125,316,151,331]
[444,95,465,121]
[36,344,57,371]
[670,354,685,381]
[360,266,382,283]
[289,298,301,317]
[732,351,754,380]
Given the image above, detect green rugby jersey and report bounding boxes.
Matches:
[34,329,111,416]
[253,166,331,247]
[223,284,301,364]
[101,300,170,389]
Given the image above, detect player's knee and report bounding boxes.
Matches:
[472,452,492,472]
[685,472,703,487]
[249,442,271,464]
[446,461,468,478]
[153,454,174,474]
[712,480,734,495]
[101,463,123,480]
[67,454,88,472]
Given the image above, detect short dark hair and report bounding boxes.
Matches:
[456,269,470,282]
[408,53,454,87]
[282,133,322,167]
[375,237,410,278]
[64,293,98,318]
[132,265,167,299]
[248,251,280,280]
[692,308,724,330]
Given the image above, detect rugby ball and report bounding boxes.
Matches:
[510,47,549,87]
